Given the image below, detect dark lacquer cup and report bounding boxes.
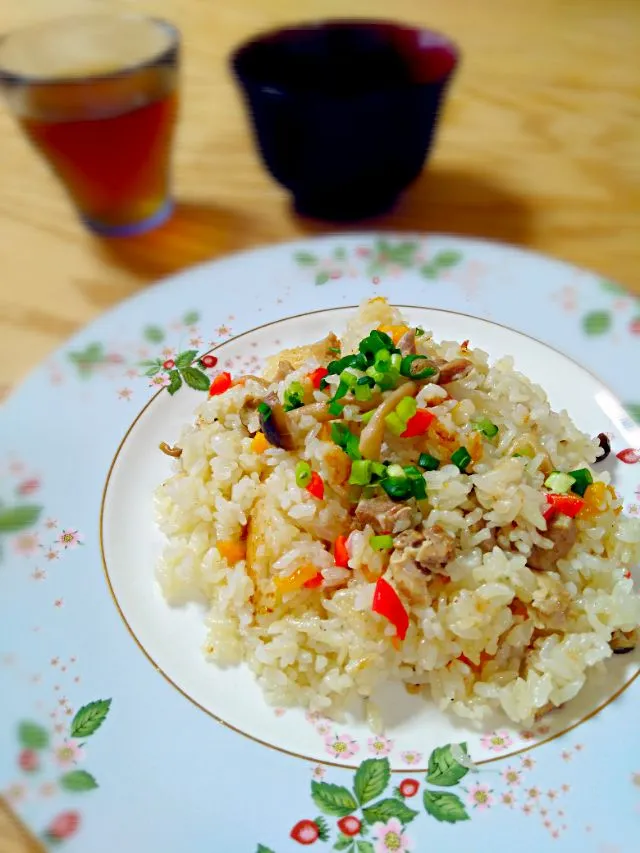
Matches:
[231,20,459,221]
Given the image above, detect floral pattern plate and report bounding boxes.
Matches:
[1,233,639,853]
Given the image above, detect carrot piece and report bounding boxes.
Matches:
[217,540,246,564]
[251,432,270,454]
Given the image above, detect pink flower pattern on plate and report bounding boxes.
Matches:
[13,533,40,556]
[53,740,84,767]
[372,817,413,853]
[465,783,493,810]
[480,730,513,752]
[501,766,522,786]
[367,735,394,756]
[324,732,359,760]
[400,750,423,766]
[149,374,170,388]
[500,791,518,808]
[56,530,83,549]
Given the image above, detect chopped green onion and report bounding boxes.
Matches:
[472,417,499,438]
[387,464,407,479]
[403,465,423,479]
[395,396,418,424]
[328,346,341,355]
[390,353,402,371]
[412,477,427,500]
[361,409,377,425]
[295,461,312,487]
[380,477,413,501]
[331,379,349,401]
[357,375,375,387]
[568,468,593,497]
[544,471,576,493]
[327,354,367,375]
[355,383,372,402]
[415,327,425,337]
[330,422,362,460]
[283,381,305,411]
[385,411,406,436]
[349,460,373,486]
[378,372,398,390]
[362,484,378,498]
[374,348,392,370]
[418,452,440,471]
[400,355,438,380]
[370,534,394,551]
[319,377,329,390]
[451,447,472,471]
[328,400,345,417]
[359,330,394,358]
[371,461,387,478]
[339,369,358,388]
[257,401,272,420]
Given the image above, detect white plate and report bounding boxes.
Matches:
[1,234,639,853]
[103,305,638,770]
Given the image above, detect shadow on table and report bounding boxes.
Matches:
[94,168,531,285]
[294,167,533,246]
[93,200,262,281]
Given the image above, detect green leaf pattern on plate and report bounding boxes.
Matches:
[423,789,470,823]
[292,239,465,283]
[59,770,99,792]
[18,721,49,750]
[70,699,112,738]
[257,741,481,850]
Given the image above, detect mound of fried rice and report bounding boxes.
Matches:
[155,299,640,727]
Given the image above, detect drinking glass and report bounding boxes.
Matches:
[0,14,180,236]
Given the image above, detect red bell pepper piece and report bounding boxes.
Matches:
[401,409,436,438]
[209,371,232,396]
[334,535,349,568]
[544,492,585,521]
[308,366,329,389]
[306,471,325,500]
[372,577,409,641]
[303,572,323,589]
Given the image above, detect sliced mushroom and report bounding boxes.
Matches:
[438,358,473,385]
[358,381,417,461]
[595,432,611,462]
[159,441,182,458]
[533,701,563,722]
[287,402,335,425]
[610,628,637,654]
[259,392,295,450]
[397,329,416,356]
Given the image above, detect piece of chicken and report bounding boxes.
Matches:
[391,526,456,575]
[263,333,340,381]
[529,515,577,572]
[355,497,413,534]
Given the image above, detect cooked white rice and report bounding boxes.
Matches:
[155,298,640,726]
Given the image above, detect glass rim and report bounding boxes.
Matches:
[0,13,180,87]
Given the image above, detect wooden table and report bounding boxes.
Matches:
[1,0,639,848]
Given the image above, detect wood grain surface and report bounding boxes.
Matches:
[1,0,639,848]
